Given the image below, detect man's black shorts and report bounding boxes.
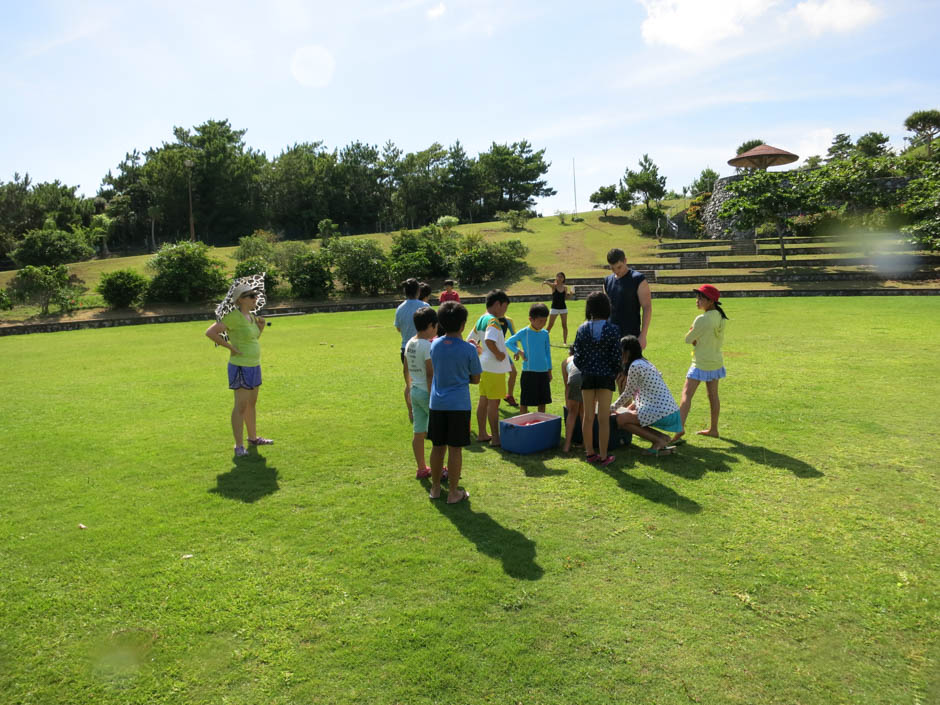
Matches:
[428,409,472,447]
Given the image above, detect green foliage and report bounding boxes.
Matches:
[10,228,95,267]
[900,162,940,250]
[96,268,149,309]
[826,133,855,162]
[904,109,940,160]
[476,140,556,218]
[435,215,459,231]
[736,138,764,155]
[495,210,530,231]
[0,287,12,310]
[145,241,229,303]
[234,257,280,292]
[554,210,567,224]
[8,264,73,314]
[786,212,826,237]
[856,132,891,157]
[318,218,340,239]
[284,251,333,298]
[589,185,618,216]
[388,226,454,281]
[452,234,529,284]
[623,154,666,213]
[324,237,389,295]
[235,234,276,262]
[685,192,711,236]
[688,168,720,197]
[271,240,310,272]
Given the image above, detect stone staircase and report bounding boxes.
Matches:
[567,234,939,298]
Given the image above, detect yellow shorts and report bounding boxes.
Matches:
[479,371,507,399]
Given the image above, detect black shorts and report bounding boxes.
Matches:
[428,409,472,447]
[400,348,406,364]
[520,370,552,407]
[580,374,616,391]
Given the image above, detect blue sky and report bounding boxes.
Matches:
[1,0,938,216]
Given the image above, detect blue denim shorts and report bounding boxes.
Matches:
[228,363,262,390]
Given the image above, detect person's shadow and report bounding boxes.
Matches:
[209,450,280,503]
[596,458,703,514]
[422,479,543,580]
[498,448,568,478]
[722,438,823,478]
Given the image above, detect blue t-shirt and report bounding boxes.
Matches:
[604,269,646,337]
[505,326,552,372]
[429,336,482,411]
[394,298,430,349]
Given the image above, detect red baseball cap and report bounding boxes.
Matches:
[693,284,720,302]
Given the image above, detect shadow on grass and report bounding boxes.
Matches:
[499,447,568,478]
[209,451,280,503]
[599,454,702,514]
[421,479,543,581]
[722,438,823,478]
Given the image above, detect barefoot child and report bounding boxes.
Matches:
[428,302,482,503]
[506,303,553,413]
[673,285,727,442]
[571,291,621,466]
[561,347,582,453]
[394,278,430,421]
[405,306,438,478]
[612,335,682,455]
[467,290,513,446]
[543,272,569,344]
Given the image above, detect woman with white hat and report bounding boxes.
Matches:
[205,278,273,456]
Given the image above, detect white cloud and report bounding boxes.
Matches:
[427,2,446,19]
[290,45,336,88]
[638,0,780,53]
[788,0,881,35]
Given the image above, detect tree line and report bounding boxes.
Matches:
[0,119,556,262]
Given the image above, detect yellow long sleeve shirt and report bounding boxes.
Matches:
[685,309,725,371]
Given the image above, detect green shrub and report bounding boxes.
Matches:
[389,226,455,279]
[496,210,529,231]
[235,234,276,262]
[285,251,333,299]
[234,257,280,292]
[324,238,389,295]
[318,218,340,240]
[453,234,529,284]
[685,192,710,236]
[146,241,229,303]
[8,264,72,314]
[0,288,14,310]
[900,163,940,251]
[787,212,825,236]
[436,215,459,232]
[389,251,432,285]
[97,269,149,309]
[10,228,95,267]
[272,241,310,272]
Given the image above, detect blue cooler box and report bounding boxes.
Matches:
[500,412,562,454]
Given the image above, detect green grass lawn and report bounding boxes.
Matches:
[2,297,937,704]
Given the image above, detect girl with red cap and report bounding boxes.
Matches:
[673,284,727,443]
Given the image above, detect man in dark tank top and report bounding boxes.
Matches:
[603,248,652,349]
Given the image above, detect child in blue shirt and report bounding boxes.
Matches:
[506,303,553,413]
[428,302,482,504]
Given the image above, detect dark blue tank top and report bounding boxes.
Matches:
[604,270,646,337]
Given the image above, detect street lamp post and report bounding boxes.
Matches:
[184,159,195,241]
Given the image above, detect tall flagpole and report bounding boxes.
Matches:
[572,157,578,219]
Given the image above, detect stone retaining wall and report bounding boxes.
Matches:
[3,289,937,336]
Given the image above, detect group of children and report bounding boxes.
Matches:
[394,276,728,503]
